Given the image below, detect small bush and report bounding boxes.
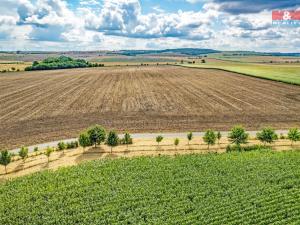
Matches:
[33,147,39,155]
[66,141,79,149]
[226,145,241,152]
[174,138,180,149]
[19,146,29,162]
[57,142,66,151]
[156,136,163,145]
[280,133,285,139]
[119,133,133,145]
[226,144,269,152]
[119,138,133,145]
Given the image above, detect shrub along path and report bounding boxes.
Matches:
[10,130,289,154]
[2,135,299,180]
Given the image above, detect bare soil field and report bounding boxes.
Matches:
[0,66,300,149]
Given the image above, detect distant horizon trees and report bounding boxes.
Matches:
[25,56,104,71]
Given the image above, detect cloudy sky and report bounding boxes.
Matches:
[0,0,299,52]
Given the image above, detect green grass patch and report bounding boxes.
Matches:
[1,150,300,224]
[182,61,300,85]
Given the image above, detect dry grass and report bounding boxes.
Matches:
[0,66,300,149]
[0,62,31,72]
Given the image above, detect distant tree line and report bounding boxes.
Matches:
[25,56,104,71]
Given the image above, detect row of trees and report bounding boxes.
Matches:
[154,126,300,151]
[25,56,104,71]
[1,126,299,174]
[0,125,133,174]
[78,125,132,153]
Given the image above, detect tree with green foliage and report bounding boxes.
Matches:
[19,146,28,163]
[156,135,163,147]
[217,131,222,145]
[123,132,132,150]
[107,131,119,153]
[203,130,216,150]
[45,147,53,163]
[228,126,249,148]
[174,138,179,150]
[187,132,193,146]
[79,132,91,152]
[87,125,106,147]
[0,150,11,174]
[256,128,278,146]
[24,56,103,71]
[287,128,300,146]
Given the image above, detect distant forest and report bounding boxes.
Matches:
[25,56,103,71]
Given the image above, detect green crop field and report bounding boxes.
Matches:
[183,61,300,85]
[1,150,300,224]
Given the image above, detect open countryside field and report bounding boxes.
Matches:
[1,66,300,149]
[1,151,300,224]
[208,53,300,63]
[182,59,300,85]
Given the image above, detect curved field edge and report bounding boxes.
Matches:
[178,64,300,86]
[1,150,300,224]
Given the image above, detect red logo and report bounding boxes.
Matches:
[272,10,300,20]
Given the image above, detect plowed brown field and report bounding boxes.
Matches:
[1,66,300,149]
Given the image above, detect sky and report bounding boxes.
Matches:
[0,0,300,52]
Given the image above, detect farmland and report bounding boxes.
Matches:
[183,59,300,85]
[0,61,31,72]
[209,53,300,63]
[1,66,300,149]
[1,151,300,224]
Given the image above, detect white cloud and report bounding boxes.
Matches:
[82,0,218,40]
[0,0,299,51]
